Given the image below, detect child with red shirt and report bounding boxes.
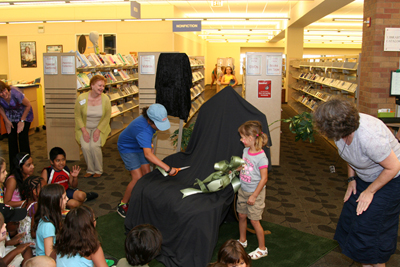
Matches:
[41,147,98,209]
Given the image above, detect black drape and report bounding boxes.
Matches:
[155,53,193,121]
[125,87,272,267]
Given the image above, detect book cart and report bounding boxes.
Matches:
[43,51,139,160]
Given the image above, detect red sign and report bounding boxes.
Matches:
[258,80,271,98]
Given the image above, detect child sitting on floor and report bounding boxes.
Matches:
[41,147,98,209]
[55,205,108,267]
[209,239,251,267]
[0,203,34,266]
[117,224,162,267]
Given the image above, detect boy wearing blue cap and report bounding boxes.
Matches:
[117,104,177,218]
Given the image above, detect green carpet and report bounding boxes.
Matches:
[97,212,338,267]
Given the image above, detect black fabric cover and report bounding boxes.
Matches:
[124,87,272,267]
[155,53,193,121]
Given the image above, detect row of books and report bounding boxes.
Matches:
[189,58,204,66]
[192,71,204,82]
[298,72,357,92]
[189,96,205,118]
[76,70,135,89]
[111,98,139,118]
[190,84,204,99]
[107,84,139,101]
[293,83,332,102]
[298,95,319,110]
[76,51,138,68]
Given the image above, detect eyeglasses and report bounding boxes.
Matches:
[94,217,98,222]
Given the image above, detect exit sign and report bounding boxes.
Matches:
[211,1,223,7]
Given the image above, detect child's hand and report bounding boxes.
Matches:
[6,232,25,246]
[247,195,256,206]
[71,165,81,177]
[14,242,34,254]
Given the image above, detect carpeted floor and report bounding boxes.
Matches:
[97,212,338,267]
[1,87,400,266]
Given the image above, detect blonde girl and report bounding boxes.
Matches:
[237,121,268,260]
[211,239,251,267]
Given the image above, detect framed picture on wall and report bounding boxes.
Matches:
[46,45,63,53]
[20,41,37,68]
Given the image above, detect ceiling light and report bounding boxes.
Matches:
[227,39,247,43]
[46,20,82,23]
[124,19,162,21]
[85,19,121,22]
[13,1,65,4]
[332,18,363,22]
[8,21,43,24]
[248,40,267,43]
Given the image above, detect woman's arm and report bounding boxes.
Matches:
[17,97,32,133]
[93,98,111,143]
[143,148,176,175]
[344,164,356,202]
[4,177,25,207]
[90,246,108,267]
[356,149,400,215]
[74,95,90,143]
[43,236,54,257]
[247,168,268,205]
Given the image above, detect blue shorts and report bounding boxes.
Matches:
[66,188,78,199]
[120,151,149,171]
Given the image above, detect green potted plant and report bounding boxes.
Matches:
[270,111,314,143]
[170,123,195,151]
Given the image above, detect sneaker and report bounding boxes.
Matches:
[117,202,129,218]
[85,192,99,202]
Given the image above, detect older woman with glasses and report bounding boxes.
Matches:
[0,81,33,171]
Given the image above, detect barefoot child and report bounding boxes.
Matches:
[237,121,269,260]
[41,147,98,209]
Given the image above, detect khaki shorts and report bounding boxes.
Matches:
[236,187,266,220]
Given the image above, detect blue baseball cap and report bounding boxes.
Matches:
[147,104,170,131]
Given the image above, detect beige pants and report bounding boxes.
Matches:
[80,128,103,174]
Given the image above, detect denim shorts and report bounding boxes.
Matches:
[120,151,149,171]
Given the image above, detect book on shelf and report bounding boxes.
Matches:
[77,79,84,90]
[112,55,123,65]
[76,52,91,68]
[77,73,90,87]
[105,54,117,65]
[87,54,101,66]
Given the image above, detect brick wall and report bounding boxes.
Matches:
[359,0,400,115]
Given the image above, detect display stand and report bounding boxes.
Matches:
[43,52,139,160]
[245,52,282,165]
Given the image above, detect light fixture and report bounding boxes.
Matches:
[84,19,121,22]
[13,1,65,5]
[124,19,162,21]
[227,39,247,43]
[332,18,363,22]
[46,20,82,23]
[8,21,43,24]
[247,40,267,43]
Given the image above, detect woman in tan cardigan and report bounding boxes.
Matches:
[75,75,111,178]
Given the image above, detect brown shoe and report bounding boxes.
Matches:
[84,173,93,178]
[93,173,102,178]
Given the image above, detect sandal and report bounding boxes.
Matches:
[237,239,247,248]
[249,247,268,260]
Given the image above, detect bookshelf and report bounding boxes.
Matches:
[43,51,139,160]
[288,55,360,114]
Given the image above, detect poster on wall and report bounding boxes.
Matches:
[384,28,400,51]
[20,41,37,68]
[140,55,156,74]
[61,56,75,75]
[258,80,271,98]
[266,55,282,75]
[43,56,58,75]
[247,55,262,76]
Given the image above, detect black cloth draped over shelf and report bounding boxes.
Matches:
[155,53,193,121]
[124,87,272,267]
